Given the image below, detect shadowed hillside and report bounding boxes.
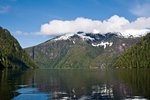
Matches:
[0,27,37,69]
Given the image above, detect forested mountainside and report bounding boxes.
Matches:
[0,27,37,69]
[113,32,150,68]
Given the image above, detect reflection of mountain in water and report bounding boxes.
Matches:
[90,84,113,99]
[51,84,113,100]
[0,69,150,100]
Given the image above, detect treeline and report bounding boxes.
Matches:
[113,32,150,68]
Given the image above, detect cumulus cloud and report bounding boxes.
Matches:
[130,3,150,17]
[40,15,150,37]
[0,5,10,14]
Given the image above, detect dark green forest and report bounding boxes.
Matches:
[113,32,150,68]
[0,27,37,69]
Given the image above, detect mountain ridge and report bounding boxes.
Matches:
[25,32,140,68]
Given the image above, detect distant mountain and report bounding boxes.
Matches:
[113,32,150,68]
[0,27,37,69]
[25,32,140,68]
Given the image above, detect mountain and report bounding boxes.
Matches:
[0,27,37,69]
[25,32,140,68]
[113,32,150,68]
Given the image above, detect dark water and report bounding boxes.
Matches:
[0,69,149,100]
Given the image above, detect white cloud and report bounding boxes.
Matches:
[15,31,45,37]
[40,15,150,37]
[15,31,30,36]
[130,3,150,17]
[0,5,10,14]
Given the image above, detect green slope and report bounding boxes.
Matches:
[113,33,150,68]
[55,40,104,68]
[26,40,74,68]
[0,27,37,69]
[26,39,105,68]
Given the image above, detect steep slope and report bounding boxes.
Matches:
[0,27,37,69]
[25,32,140,68]
[113,32,150,68]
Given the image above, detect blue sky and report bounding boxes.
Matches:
[0,0,150,48]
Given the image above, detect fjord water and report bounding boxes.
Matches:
[0,69,149,100]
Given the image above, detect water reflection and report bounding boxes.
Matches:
[13,85,49,100]
[0,69,149,100]
[90,84,113,99]
[0,69,26,100]
[49,84,114,100]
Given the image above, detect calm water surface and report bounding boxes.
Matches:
[0,69,149,100]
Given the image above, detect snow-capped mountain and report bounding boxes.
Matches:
[53,32,127,49]
[25,32,141,69]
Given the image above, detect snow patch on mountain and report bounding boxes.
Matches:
[54,33,75,41]
[54,32,95,41]
[73,41,75,44]
[92,42,113,49]
[77,33,95,41]
[53,32,116,48]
